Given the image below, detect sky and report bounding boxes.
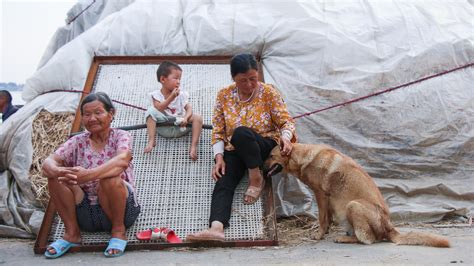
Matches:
[1,0,76,84]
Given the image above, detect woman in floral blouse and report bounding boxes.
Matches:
[187,53,296,242]
[42,92,140,258]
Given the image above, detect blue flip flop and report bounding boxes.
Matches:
[44,239,80,259]
[104,238,127,258]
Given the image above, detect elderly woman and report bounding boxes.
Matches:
[187,53,296,241]
[42,92,140,258]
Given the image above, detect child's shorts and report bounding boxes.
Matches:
[76,185,141,232]
[145,106,191,138]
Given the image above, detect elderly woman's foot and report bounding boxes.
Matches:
[105,229,127,256]
[186,221,224,242]
[186,230,225,242]
[45,231,81,256]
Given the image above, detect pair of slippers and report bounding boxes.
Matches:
[135,227,182,243]
[44,238,127,259]
[137,227,226,243]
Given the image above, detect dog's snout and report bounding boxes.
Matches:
[265,163,283,178]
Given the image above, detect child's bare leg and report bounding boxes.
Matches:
[188,113,203,161]
[144,116,157,153]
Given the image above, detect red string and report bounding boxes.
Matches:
[291,63,473,119]
[66,0,96,25]
[44,89,147,111]
[42,62,472,118]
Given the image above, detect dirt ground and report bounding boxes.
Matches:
[1,217,473,265]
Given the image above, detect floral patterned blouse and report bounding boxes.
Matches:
[55,129,135,205]
[212,82,296,151]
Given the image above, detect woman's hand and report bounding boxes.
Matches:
[279,137,293,156]
[56,168,79,185]
[212,154,226,181]
[43,154,78,185]
[68,166,92,184]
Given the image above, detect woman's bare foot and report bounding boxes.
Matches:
[144,141,155,153]
[189,146,198,161]
[244,168,264,204]
[186,221,224,242]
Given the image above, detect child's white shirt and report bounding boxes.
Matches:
[149,89,190,117]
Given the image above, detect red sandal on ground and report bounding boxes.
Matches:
[136,227,182,243]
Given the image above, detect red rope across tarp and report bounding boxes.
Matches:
[43,89,147,111]
[66,0,96,25]
[291,62,473,119]
[43,62,473,122]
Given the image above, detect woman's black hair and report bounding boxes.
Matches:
[230,53,258,77]
[80,92,115,114]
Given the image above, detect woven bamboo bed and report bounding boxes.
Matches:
[34,56,278,253]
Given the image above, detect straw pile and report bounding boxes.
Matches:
[279,216,354,246]
[276,216,321,245]
[30,110,75,207]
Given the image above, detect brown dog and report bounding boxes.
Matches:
[264,143,450,247]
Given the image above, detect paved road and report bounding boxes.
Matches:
[1,226,472,265]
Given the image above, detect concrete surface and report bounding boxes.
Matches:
[1,226,472,265]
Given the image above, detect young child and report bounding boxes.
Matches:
[144,61,203,161]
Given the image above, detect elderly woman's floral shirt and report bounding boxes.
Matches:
[212,82,296,151]
[55,129,134,205]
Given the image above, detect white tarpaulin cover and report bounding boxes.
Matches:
[0,0,472,238]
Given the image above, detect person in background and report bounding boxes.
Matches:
[42,92,140,258]
[187,53,296,242]
[0,90,19,122]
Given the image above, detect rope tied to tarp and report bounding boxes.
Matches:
[66,0,96,25]
[292,62,473,119]
[38,62,472,136]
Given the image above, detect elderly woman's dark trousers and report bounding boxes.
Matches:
[209,126,277,227]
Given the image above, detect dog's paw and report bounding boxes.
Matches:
[334,235,359,244]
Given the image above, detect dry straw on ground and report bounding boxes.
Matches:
[30,110,75,207]
[276,216,322,245]
[275,215,470,246]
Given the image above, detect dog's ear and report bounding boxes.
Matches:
[272,145,281,154]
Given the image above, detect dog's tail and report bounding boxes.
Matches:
[388,229,450,248]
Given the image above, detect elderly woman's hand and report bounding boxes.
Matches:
[212,154,226,181]
[279,137,293,156]
[69,166,93,184]
[55,168,79,185]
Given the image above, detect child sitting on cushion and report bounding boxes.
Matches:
[144,61,203,161]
